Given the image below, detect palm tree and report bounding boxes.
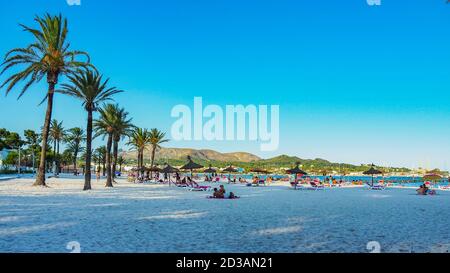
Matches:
[94,146,107,176]
[0,14,92,186]
[148,128,169,177]
[117,155,125,173]
[94,104,122,187]
[64,127,86,173]
[127,128,151,175]
[49,119,65,175]
[111,108,134,181]
[59,69,121,190]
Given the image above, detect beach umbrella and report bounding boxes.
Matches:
[146,166,161,180]
[203,164,217,174]
[222,165,238,181]
[180,156,204,179]
[363,164,383,187]
[161,164,180,186]
[222,165,238,173]
[146,166,162,172]
[286,162,307,187]
[161,164,179,174]
[250,168,270,174]
[422,173,442,187]
[286,162,307,175]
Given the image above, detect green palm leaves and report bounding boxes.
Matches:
[59,70,122,112]
[60,69,121,190]
[1,13,92,98]
[0,14,93,187]
[94,104,133,187]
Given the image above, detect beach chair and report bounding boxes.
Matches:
[290,182,308,190]
[368,185,386,191]
[188,181,211,192]
[309,181,325,190]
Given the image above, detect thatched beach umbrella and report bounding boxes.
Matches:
[286,162,307,175]
[181,156,204,179]
[161,164,180,186]
[222,165,238,181]
[147,166,162,172]
[250,168,270,174]
[286,162,307,185]
[363,164,383,187]
[204,164,217,174]
[422,173,442,187]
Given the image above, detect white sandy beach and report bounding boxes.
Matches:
[0,177,449,253]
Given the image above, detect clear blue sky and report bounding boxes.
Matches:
[1,0,450,170]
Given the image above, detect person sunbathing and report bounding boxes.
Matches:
[212,188,225,198]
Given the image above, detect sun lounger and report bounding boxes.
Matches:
[309,182,325,190]
[368,185,386,190]
[188,181,211,191]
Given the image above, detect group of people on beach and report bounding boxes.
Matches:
[417,183,437,196]
[211,185,239,199]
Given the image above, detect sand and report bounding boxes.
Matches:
[0,176,449,253]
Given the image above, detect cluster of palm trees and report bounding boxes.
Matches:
[0,14,169,191]
[127,128,169,176]
[49,119,86,174]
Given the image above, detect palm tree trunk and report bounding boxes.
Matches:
[73,151,78,173]
[112,138,118,183]
[137,150,141,171]
[102,155,106,177]
[150,145,156,179]
[84,110,93,191]
[105,133,113,187]
[34,85,55,187]
[140,149,144,176]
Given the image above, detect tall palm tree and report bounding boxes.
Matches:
[59,69,121,190]
[117,155,125,173]
[94,146,107,176]
[64,127,86,173]
[148,128,169,177]
[127,128,151,175]
[111,109,134,181]
[94,104,122,187]
[0,14,92,186]
[49,119,65,175]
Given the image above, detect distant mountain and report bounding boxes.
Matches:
[121,148,412,173]
[122,147,261,163]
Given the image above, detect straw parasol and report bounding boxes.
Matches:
[250,168,270,174]
[286,162,307,185]
[222,165,238,181]
[422,173,442,187]
[286,162,307,175]
[180,156,204,179]
[363,164,383,187]
[147,166,162,172]
[161,164,180,186]
[203,164,217,174]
